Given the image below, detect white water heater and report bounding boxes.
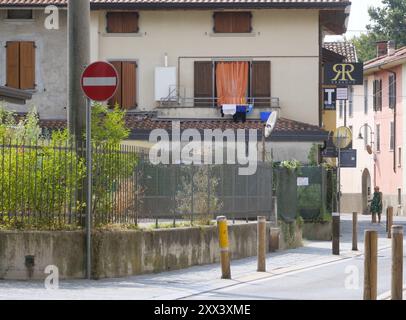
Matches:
[154,67,177,101]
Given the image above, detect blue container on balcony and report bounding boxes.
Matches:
[260,112,272,122]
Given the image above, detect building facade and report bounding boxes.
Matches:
[339,42,406,215]
[0,0,351,163]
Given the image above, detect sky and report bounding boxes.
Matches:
[325,0,384,41]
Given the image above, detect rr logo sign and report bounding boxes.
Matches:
[332,64,355,81]
[324,63,363,85]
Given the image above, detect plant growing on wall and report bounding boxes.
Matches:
[307,143,319,166]
[280,159,302,173]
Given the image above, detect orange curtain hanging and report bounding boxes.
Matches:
[216,61,249,106]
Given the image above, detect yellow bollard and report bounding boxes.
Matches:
[217,216,231,279]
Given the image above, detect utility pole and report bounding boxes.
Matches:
[68,0,90,142]
[68,0,91,278]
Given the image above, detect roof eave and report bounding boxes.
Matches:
[0,2,351,10]
[364,56,406,75]
[92,2,351,10]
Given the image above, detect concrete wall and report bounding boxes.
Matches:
[302,221,332,241]
[0,222,299,280]
[93,223,268,279]
[0,230,85,280]
[92,9,320,125]
[0,9,67,119]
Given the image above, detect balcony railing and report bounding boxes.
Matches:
[159,96,280,109]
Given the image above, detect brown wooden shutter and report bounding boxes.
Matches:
[6,41,20,89]
[214,12,232,33]
[121,61,137,109]
[251,61,271,107]
[108,61,122,108]
[107,12,139,33]
[107,12,122,33]
[214,12,251,33]
[232,12,251,33]
[194,61,213,107]
[121,12,139,33]
[19,41,35,90]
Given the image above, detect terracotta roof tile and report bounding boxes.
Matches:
[39,114,327,142]
[323,41,358,63]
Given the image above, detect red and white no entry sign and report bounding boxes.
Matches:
[81,61,119,102]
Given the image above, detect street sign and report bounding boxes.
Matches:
[340,149,357,168]
[324,63,363,86]
[80,61,119,280]
[333,126,352,149]
[323,88,336,110]
[81,61,118,102]
[336,87,348,100]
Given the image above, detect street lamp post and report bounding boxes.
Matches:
[357,124,374,149]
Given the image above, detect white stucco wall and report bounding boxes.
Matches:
[337,78,375,212]
[0,9,67,119]
[92,9,320,125]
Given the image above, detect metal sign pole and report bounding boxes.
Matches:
[344,100,347,128]
[338,147,341,214]
[332,146,341,255]
[86,98,92,279]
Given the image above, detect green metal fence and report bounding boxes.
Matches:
[274,166,336,222]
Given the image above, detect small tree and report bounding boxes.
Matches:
[176,166,222,225]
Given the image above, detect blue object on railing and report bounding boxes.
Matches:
[260,112,272,122]
[246,104,254,115]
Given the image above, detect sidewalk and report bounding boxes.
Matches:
[0,213,405,300]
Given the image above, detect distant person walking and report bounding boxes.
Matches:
[370,186,383,223]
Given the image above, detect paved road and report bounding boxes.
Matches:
[0,214,405,300]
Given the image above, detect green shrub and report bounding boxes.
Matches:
[0,107,86,229]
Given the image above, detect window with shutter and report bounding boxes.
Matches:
[7,9,33,20]
[373,79,382,111]
[6,41,35,90]
[108,61,137,109]
[213,12,252,33]
[194,61,214,107]
[106,12,139,33]
[251,61,271,107]
[389,74,396,109]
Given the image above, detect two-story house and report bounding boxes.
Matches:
[0,0,351,163]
